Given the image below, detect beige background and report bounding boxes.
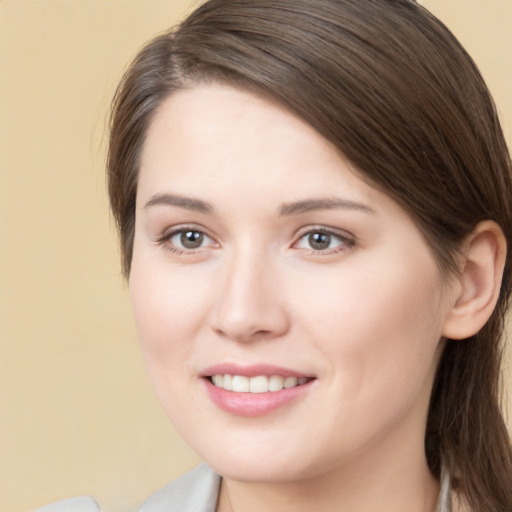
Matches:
[0,1,510,511]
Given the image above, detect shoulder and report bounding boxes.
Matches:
[32,464,220,512]
[137,463,221,512]
[33,496,100,512]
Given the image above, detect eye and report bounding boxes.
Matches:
[157,227,217,253]
[173,229,207,249]
[294,228,354,253]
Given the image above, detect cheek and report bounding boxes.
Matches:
[294,256,446,410]
[128,257,220,437]
[128,254,214,385]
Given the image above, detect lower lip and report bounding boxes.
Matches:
[203,378,314,417]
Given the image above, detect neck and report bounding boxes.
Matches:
[219,462,439,512]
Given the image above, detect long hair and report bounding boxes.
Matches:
[107,1,512,509]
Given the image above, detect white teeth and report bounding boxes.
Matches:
[211,374,310,393]
[249,376,269,393]
[223,374,233,391]
[232,375,249,392]
[268,375,284,391]
[284,376,298,389]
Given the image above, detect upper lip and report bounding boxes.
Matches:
[201,363,313,379]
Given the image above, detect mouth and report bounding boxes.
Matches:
[201,364,316,416]
[207,374,313,393]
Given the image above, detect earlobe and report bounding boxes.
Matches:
[442,221,506,340]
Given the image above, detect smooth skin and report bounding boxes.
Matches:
[130,84,505,512]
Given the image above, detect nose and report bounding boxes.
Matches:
[211,248,290,343]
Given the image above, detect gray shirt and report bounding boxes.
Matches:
[138,464,220,512]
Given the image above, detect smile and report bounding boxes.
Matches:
[202,365,316,416]
[210,374,310,393]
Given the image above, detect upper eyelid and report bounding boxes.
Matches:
[158,224,215,240]
[293,225,355,241]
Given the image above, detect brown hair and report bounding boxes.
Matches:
[107,1,512,509]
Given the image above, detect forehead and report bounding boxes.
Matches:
[141,83,337,168]
[138,84,382,207]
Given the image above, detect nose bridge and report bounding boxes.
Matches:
[212,240,288,342]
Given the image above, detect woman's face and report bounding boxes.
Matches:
[131,84,454,482]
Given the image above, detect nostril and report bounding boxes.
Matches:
[210,274,290,342]
[212,325,275,343]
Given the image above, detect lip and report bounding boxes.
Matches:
[201,363,315,417]
[201,363,311,379]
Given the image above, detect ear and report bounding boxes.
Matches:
[442,221,507,340]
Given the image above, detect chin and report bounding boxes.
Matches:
[198,441,325,483]
[207,458,301,483]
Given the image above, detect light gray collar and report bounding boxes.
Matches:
[434,465,452,512]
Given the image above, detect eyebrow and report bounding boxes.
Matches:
[144,193,214,214]
[279,197,375,216]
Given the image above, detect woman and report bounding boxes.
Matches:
[107,0,512,510]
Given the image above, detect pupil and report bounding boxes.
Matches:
[309,232,331,250]
[181,230,203,249]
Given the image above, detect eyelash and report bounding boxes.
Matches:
[293,226,355,255]
[156,225,217,255]
[155,226,355,256]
